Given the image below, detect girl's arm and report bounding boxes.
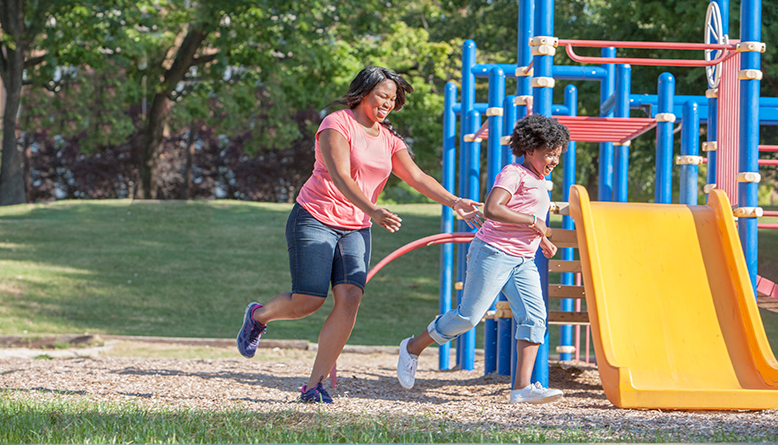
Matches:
[483,187,550,236]
[391,149,483,229]
[319,129,402,232]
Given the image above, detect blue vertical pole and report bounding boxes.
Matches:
[599,47,616,202]
[498,94,517,376]
[656,73,675,204]
[461,109,481,372]
[680,101,700,205]
[707,94,718,197]
[559,85,577,362]
[530,0,553,389]
[517,0,534,96]
[439,82,457,370]
[613,64,632,203]
[456,40,477,366]
[503,95,518,166]
[484,67,506,376]
[513,0,534,388]
[738,0,761,293]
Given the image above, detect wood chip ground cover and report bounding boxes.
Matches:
[1,341,776,442]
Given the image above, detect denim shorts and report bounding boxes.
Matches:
[285,203,372,298]
[428,237,547,344]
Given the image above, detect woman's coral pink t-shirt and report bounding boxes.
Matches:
[476,163,551,257]
[296,109,407,229]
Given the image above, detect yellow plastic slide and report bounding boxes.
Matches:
[568,185,778,410]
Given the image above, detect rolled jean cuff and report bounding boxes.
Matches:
[427,317,452,345]
[516,322,546,345]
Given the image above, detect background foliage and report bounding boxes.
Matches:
[3,0,778,203]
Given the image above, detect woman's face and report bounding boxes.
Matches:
[356,79,397,123]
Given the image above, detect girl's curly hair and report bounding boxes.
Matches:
[508,114,570,158]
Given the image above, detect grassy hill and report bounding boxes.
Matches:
[0,199,776,353]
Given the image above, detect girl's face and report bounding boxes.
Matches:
[356,79,397,123]
[524,145,562,178]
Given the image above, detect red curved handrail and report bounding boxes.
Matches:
[564,44,735,67]
[366,232,476,283]
[557,39,733,50]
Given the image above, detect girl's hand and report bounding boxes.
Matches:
[540,236,557,258]
[531,217,551,237]
[372,208,403,232]
[454,198,484,229]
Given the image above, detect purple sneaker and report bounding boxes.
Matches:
[236,302,266,358]
[298,382,333,403]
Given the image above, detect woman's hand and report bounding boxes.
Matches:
[453,198,484,229]
[371,208,403,232]
[539,236,557,258]
[530,217,551,237]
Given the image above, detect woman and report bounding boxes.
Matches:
[236,66,482,403]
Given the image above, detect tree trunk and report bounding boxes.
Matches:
[135,26,209,199]
[184,121,196,199]
[21,131,31,202]
[136,92,172,199]
[0,47,28,206]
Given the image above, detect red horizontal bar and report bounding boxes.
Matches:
[760,159,778,166]
[758,224,778,230]
[759,145,778,152]
[557,39,734,51]
[764,210,778,217]
[564,44,734,67]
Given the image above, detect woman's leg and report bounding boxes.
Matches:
[305,283,363,389]
[253,292,324,325]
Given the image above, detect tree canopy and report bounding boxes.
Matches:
[3,0,777,204]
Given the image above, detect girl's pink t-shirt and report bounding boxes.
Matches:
[296,109,407,229]
[476,163,551,258]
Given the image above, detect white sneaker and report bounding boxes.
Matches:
[397,337,418,389]
[509,382,564,404]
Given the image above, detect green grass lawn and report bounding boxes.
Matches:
[0,199,776,353]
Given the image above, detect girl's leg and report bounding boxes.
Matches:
[515,340,540,389]
[406,330,435,356]
[426,238,517,346]
[305,283,363,389]
[501,258,547,389]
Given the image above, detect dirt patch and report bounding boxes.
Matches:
[1,340,777,441]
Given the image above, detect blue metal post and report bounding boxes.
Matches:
[680,101,700,205]
[707,95,718,197]
[613,64,632,203]
[598,47,616,202]
[461,109,481,372]
[517,0,534,96]
[456,40,477,366]
[738,0,761,293]
[498,94,517,376]
[484,67,506,376]
[512,0,534,388]
[559,85,577,362]
[656,73,675,204]
[530,0,553,388]
[438,82,457,370]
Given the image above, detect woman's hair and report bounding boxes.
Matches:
[508,114,570,158]
[334,66,414,144]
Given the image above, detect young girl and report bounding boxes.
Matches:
[397,114,569,404]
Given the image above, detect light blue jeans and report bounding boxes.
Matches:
[428,237,547,345]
